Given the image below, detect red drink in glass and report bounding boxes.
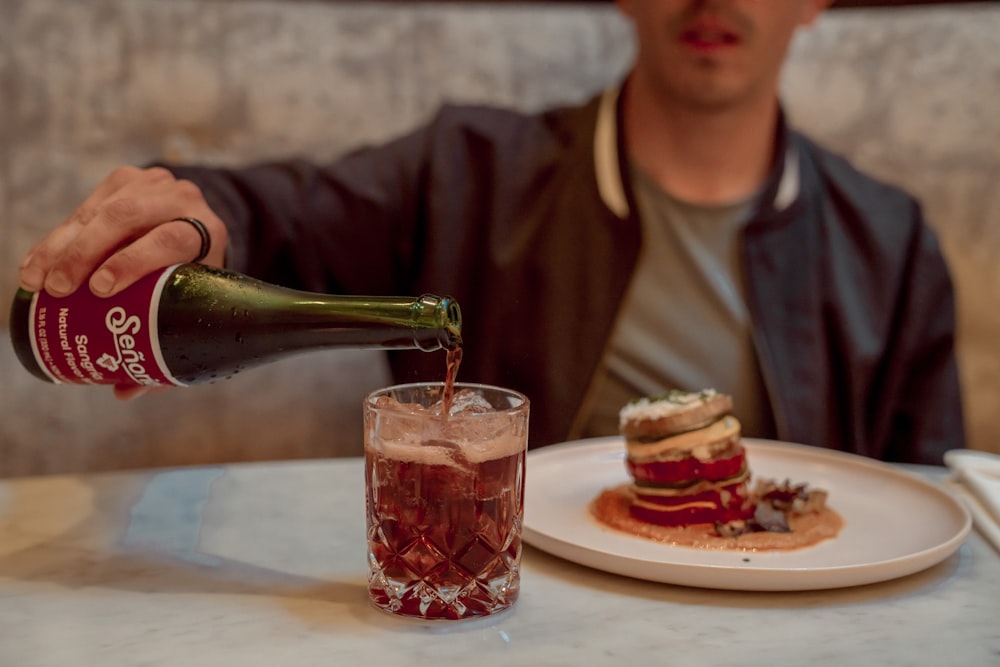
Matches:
[364,382,529,620]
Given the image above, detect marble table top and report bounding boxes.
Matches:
[0,457,997,666]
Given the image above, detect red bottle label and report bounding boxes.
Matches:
[25,266,183,387]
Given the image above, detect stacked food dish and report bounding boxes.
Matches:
[618,389,756,527]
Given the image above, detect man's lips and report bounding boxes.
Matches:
[679,20,742,53]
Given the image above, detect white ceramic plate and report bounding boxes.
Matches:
[523,437,970,591]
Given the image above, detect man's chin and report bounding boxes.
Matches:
[673,61,779,110]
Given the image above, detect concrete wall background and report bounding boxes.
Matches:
[1,1,997,476]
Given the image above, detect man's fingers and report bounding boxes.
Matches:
[18,222,92,292]
[17,167,226,297]
[87,215,228,297]
[113,384,169,400]
[18,166,153,292]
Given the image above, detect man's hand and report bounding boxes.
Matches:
[18,165,229,298]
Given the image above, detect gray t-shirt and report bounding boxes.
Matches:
[582,165,773,438]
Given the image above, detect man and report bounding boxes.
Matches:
[17,0,964,464]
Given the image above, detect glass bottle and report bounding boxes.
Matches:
[9,263,461,387]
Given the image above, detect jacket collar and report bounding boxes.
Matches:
[594,84,630,218]
[592,85,800,219]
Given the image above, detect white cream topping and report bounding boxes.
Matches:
[618,389,719,425]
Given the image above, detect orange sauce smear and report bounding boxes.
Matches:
[591,484,844,552]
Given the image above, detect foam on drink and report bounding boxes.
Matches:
[369,387,526,465]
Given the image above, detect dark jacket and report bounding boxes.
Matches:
[167,87,965,464]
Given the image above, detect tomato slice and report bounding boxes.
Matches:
[629,481,756,527]
[627,450,746,485]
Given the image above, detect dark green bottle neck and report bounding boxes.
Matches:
[163,264,463,353]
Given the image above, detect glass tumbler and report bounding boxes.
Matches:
[364,382,529,620]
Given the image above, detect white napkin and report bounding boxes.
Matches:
[945,449,1000,553]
